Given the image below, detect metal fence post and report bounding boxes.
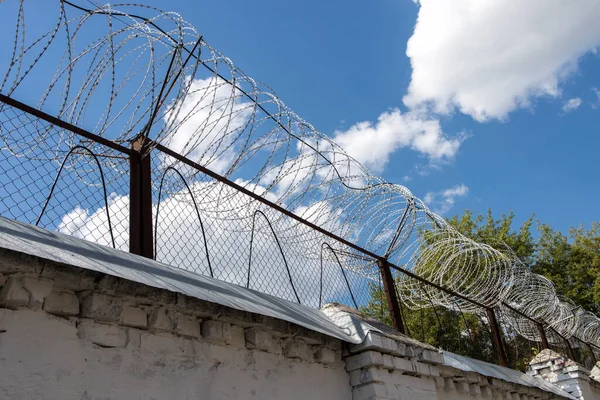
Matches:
[586,342,597,364]
[486,307,508,367]
[536,323,549,350]
[564,338,576,361]
[129,136,153,258]
[377,259,405,334]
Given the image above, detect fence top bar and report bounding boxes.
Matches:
[0,94,132,155]
[152,142,383,258]
[154,141,491,310]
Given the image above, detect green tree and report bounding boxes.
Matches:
[361,209,600,369]
[534,223,600,313]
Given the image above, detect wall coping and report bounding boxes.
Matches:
[0,216,356,343]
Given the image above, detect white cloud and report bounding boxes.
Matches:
[404,1,600,121]
[592,87,600,109]
[163,76,254,174]
[562,98,582,113]
[56,180,365,308]
[332,109,465,173]
[424,184,469,215]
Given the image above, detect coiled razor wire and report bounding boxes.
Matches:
[1,0,600,349]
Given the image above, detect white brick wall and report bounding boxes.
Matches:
[0,249,349,400]
[344,330,571,400]
[528,349,600,400]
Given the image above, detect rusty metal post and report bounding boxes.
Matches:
[129,136,153,258]
[486,307,508,367]
[536,323,549,350]
[564,338,576,361]
[585,342,597,364]
[377,259,405,334]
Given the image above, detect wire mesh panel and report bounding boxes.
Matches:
[1,0,600,372]
[0,100,130,249]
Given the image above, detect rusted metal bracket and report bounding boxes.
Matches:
[486,307,508,367]
[377,259,405,334]
[536,323,549,350]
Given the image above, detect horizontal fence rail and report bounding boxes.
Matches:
[1,0,600,372]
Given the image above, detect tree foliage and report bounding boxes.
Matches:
[361,209,600,369]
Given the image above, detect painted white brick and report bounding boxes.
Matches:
[382,354,394,369]
[392,356,413,372]
[176,314,200,338]
[480,386,491,397]
[352,382,387,400]
[43,290,79,316]
[149,307,176,332]
[349,370,362,387]
[268,336,283,355]
[121,305,148,329]
[0,277,30,308]
[284,339,314,362]
[40,265,97,291]
[316,347,337,365]
[345,351,384,372]
[418,348,444,365]
[470,383,481,396]
[77,320,128,348]
[81,293,122,322]
[245,328,271,351]
[202,320,226,344]
[226,324,246,348]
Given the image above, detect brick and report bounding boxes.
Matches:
[40,264,98,291]
[382,354,394,369]
[316,347,337,365]
[97,275,176,305]
[121,305,148,329]
[344,351,384,372]
[176,314,200,338]
[268,336,283,355]
[349,331,397,355]
[352,382,387,400]
[22,277,53,309]
[0,250,43,275]
[393,356,413,372]
[202,320,226,344]
[226,324,246,348]
[323,336,343,351]
[418,348,444,365]
[283,339,314,362]
[470,383,482,396]
[359,367,389,384]
[43,290,80,316]
[292,328,324,346]
[78,320,128,348]
[149,307,176,332]
[81,293,122,322]
[245,328,271,351]
[0,277,30,308]
[349,370,362,387]
[455,381,469,394]
[444,378,456,391]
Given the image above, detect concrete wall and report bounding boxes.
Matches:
[0,250,351,400]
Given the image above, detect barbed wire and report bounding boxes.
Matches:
[1,0,599,359]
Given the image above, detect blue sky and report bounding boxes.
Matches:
[4,0,600,237]
[129,0,600,236]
